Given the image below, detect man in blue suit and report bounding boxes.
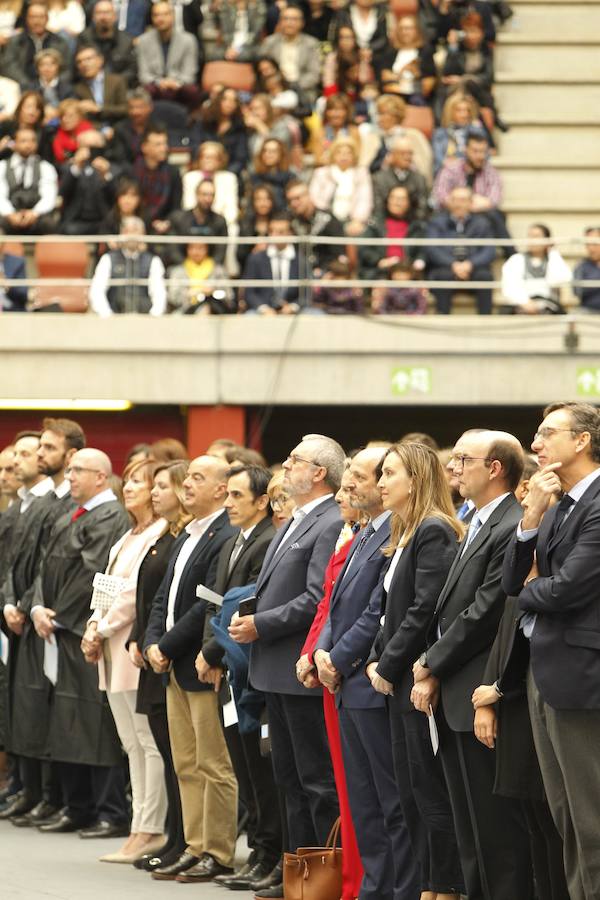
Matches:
[242,213,302,314]
[315,447,419,900]
[0,235,28,311]
[230,433,346,896]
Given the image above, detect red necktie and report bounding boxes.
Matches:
[71,506,87,522]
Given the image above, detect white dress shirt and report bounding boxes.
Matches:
[166,509,223,631]
[518,468,600,541]
[17,477,54,513]
[275,493,333,553]
[0,154,58,216]
[89,251,167,318]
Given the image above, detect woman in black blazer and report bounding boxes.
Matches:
[366,441,465,900]
[128,459,191,871]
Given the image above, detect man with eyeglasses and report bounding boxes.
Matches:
[29,447,130,837]
[230,434,345,899]
[412,429,532,900]
[503,401,600,900]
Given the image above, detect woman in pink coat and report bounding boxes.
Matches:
[82,458,167,864]
[309,136,374,237]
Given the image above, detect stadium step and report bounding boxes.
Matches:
[495,44,600,80]
[501,169,600,211]
[496,126,600,165]
[495,84,600,124]
[497,4,600,42]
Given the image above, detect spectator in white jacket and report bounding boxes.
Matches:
[309,136,373,236]
[501,223,572,314]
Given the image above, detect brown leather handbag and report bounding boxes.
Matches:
[283,818,343,900]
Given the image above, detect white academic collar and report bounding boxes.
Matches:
[17,477,54,500]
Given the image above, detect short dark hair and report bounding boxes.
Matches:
[142,125,168,142]
[399,432,439,451]
[270,211,293,226]
[41,417,86,451]
[530,222,551,239]
[487,438,524,491]
[543,401,600,462]
[285,178,306,196]
[466,128,489,146]
[227,465,273,507]
[14,430,41,442]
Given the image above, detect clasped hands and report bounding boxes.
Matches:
[195,650,224,692]
[410,659,439,716]
[81,621,103,664]
[314,650,341,694]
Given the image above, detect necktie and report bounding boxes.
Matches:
[549,494,575,541]
[71,506,87,522]
[461,514,481,556]
[457,500,471,521]
[343,522,375,580]
[227,532,246,575]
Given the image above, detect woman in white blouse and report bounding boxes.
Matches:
[366,441,464,900]
[81,458,168,864]
[501,223,572,315]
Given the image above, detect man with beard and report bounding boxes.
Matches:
[76,0,137,86]
[31,448,130,836]
[5,420,85,829]
[0,432,54,820]
[230,434,344,899]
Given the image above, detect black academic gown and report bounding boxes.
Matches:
[9,492,75,758]
[30,499,129,767]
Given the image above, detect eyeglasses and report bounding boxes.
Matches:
[65,466,101,476]
[286,453,322,468]
[452,455,492,468]
[533,427,575,442]
[270,495,291,511]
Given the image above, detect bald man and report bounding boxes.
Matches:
[411,430,532,900]
[144,456,238,884]
[30,447,130,836]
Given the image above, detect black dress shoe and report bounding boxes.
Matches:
[226,860,275,890]
[39,813,85,834]
[214,850,258,885]
[252,861,283,892]
[78,820,129,839]
[0,792,33,820]
[34,806,67,827]
[176,854,234,883]
[254,885,284,900]
[11,800,58,828]
[151,851,199,881]
[133,850,166,870]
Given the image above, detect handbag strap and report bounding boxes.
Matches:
[325,817,341,851]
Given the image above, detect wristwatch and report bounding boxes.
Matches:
[418,652,428,667]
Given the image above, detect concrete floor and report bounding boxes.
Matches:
[0,821,252,900]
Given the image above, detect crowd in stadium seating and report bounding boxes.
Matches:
[0,0,597,315]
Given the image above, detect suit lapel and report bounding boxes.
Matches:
[331,523,389,607]
[546,477,600,557]
[435,494,516,613]
[256,520,292,589]
[258,499,335,588]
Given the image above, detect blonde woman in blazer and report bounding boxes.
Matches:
[82,458,168,864]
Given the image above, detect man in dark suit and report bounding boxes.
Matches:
[198,464,280,892]
[169,180,228,266]
[315,447,419,900]
[230,434,345,898]
[144,455,238,884]
[422,186,496,315]
[0,234,28,311]
[76,0,137,86]
[411,429,532,900]
[243,214,302,314]
[502,401,600,900]
[2,3,69,88]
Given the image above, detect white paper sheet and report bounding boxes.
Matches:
[0,632,9,666]
[43,634,59,686]
[223,696,238,728]
[428,705,439,756]
[195,584,224,607]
